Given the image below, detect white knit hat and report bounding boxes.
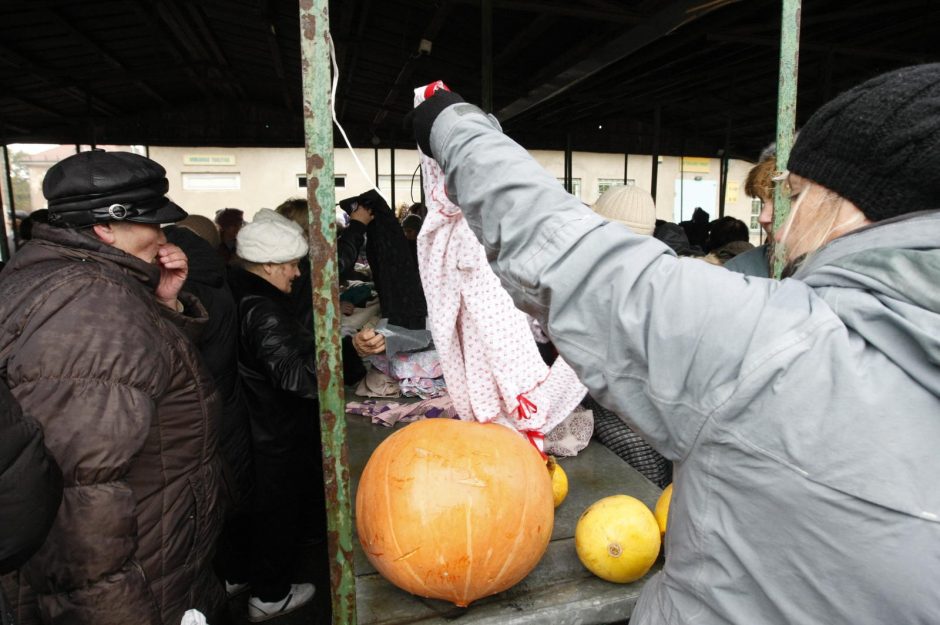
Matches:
[592,185,656,236]
[236,208,308,263]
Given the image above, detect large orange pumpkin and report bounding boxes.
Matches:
[356,418,554,607]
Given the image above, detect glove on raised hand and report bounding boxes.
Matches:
[404,90,465,158]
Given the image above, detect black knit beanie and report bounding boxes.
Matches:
[788,63,940,222]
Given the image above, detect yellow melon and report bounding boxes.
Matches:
[547,456,569,508]
[654,483,673,538]
[575,494,661,583]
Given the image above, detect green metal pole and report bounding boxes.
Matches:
[772,0,801,278]
[297,1,357,623]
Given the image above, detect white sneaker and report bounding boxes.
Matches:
[247,583,315,622]
[225,580,250,597]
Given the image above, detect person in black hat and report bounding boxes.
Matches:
[407,64,940,624]
[0,150,226,625]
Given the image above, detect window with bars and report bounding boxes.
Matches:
[181,172,241,191]
[597,178,635,198]
[750,198,762,231]
[556,178,582,199]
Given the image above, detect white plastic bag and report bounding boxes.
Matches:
[180,609,208,625]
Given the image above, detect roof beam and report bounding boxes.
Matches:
[707,33,928,63]
[0,42,122,117]
[337,0,374,121]
[369,1,452,130]
[450,0,643,23]
[0,119,32,137]
[159,0,246,100]
[40,3,169,107]
[0,85,68,120]
[131,1,213,99]
[261,0,294,111]
[496,0,743,123]
[494,13,556,67]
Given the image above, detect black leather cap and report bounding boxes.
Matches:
[44,150,187,227]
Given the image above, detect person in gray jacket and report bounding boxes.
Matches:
[725,145,777,277]
[409,64,940,624]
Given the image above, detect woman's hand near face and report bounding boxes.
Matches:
[155,243,189,310]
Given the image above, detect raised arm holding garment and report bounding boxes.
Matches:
[410,67,940,625]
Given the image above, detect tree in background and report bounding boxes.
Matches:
[10,150,32,212]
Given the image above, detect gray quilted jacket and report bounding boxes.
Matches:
[428,102,940,625]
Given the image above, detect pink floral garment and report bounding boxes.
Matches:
[413,83,587,449]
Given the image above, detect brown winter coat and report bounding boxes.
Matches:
[0,224,226,625]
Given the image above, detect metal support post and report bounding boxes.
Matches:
[564,132,573,194]
[651,107,661,202]
[718,155,729,218]
[772,0,801,277]
[2,145,18,253]
[719,117,731,218]
[0,148,9,262]
[297,0,356,623]
[390,147,396,213]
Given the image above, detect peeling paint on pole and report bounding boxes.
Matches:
[298,0,357,623]
[772,0,801,278]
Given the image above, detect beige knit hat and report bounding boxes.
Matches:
[592,185,656,236]
[177,214,221,249]
[237,208,308,263]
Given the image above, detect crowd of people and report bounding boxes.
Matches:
[0,61,937,625]
[0,153,407,623]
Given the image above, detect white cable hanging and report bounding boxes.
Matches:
[328,33,386,201]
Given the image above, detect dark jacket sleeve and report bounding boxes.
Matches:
[243,297,319,400]
[0,380,62,574]
[163,291,210,342]
[338,220,367,278]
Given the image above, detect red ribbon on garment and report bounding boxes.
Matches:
[515,394,538,421]
[524,430,547,460]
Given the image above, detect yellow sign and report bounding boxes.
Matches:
[183,154,237,166]
[681,157,710,174]
[726,182,739,203]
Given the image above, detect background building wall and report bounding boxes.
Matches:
[11,145,765,250]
